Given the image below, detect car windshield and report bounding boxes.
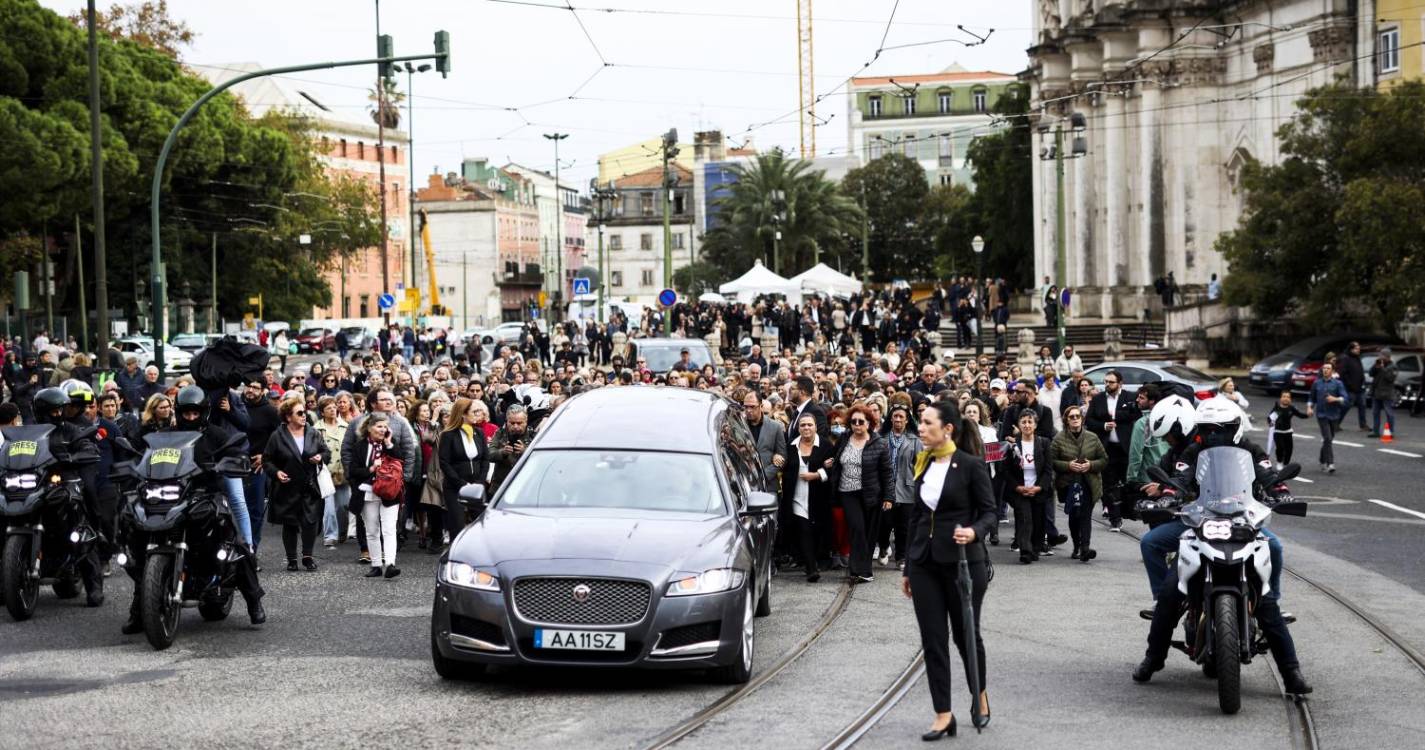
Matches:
[172,335,201,345]
[497,450,724,514]
[300,328,326,337]
[1162,364,1212,381]
[639,346,711,372]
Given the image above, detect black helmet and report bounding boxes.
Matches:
[174,385,209,428]
[34,387,70,424]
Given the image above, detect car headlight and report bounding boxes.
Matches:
[667,568,746,596]
[442,562,500,591]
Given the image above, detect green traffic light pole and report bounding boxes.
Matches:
[147,42,450,379]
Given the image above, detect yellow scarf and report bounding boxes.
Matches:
[914,439,958,480]
[460,424,475,441]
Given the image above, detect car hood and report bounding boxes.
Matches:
[453,507,737,568]
[1253,353,1299,370]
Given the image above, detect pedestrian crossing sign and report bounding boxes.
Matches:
[573,277,591,296]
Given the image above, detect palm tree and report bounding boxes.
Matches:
[701,150,863,278]
[367,79,405,129]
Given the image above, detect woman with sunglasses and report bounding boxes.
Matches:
[263,394,330,571]
[1050,404,1107,562]
[316,371,342,399]
[827,403,893,583]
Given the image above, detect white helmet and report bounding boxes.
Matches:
[1148,395,1196,439]
[1194,395,1246,445]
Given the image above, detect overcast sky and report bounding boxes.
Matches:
[41,0,1032,188]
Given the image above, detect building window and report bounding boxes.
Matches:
[609,234,622,251]
[902,135,915,157]
[611,270,623,288]
[673,193,686,214]
[902,94,916,115]
[868,95,882,118]
[341,294,350,318]
[391,145,398,161]
[672,233,685,249]
[640,192,654,216]
[972,88,988,113]
[938,90,951,114]
[640,233,653,250]
[1379,28,1401,73]
[339,139,347,157]
[640,269,655,286]
[939,173,953,186]
[938,134,953,167]
[869,137,885,160]
[358,141,365,159]
[359,294,370,318]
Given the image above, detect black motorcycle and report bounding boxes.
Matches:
[1144,450,1307,714]
[113,431,250,650]
[0,424,101,621]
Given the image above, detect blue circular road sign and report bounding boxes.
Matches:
[378,293,396,310]
[658,288,677,307]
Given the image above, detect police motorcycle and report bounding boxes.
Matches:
[0,387,104,621]
[1141,451,1307,714]
[112,387,264,650]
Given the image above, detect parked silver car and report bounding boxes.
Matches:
[430,388,777,684]
[1081,361,1218,401]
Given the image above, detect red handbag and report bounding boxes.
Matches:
[371,456,405,505]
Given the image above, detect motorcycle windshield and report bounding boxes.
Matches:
[0,425,57,472]
[1194,447,1257,515]
[137,431,203,481]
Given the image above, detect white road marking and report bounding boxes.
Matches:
[1334,440,1364,448]
[1368,498,1425,522]
[1294,477,1314,484]
[1309,510,1425,526]
[1379,448,1424,458]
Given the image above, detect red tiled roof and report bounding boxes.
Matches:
[613,163,694,188]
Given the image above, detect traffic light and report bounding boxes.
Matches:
[434,30,451,78]
[377,34,394,83]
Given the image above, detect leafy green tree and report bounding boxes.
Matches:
[920,183,977,279]
[842,153,931,281]
[965,90,1034,286]
[699,150,862,280]
[672,261,724,296]
[1217,80,1425,329]
[68,0,196,59]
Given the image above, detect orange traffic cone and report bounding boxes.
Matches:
[1381,422,1394,443]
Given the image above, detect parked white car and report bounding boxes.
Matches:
[114,336,192,375]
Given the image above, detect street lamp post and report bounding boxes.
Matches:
[405,62,431,314]
[544,132,569,323]
[1038,111,1087,355]
[769,189,786,275]
[972,234,985,355]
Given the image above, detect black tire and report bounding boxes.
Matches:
[754,568,771,618]
[431,618,486,681]
[713,587,755,684]
[1202,657,1217,678]
[1214,593,1242,715]
[52,574,81,600]
[142,554,181,651]
[2,535,39,621]
[198,591,234,621]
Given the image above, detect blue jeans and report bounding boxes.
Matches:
[222,476,252,547]
[1351,390,1369,428]
[245,471,268,551]
[402,345,414,361]
[1373,398,1396,435]
[324,485,351,542]
[1141,520,1283,601]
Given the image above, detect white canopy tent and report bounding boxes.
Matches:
[718,260,799,302]
[790,263,863,297]
[698,292,728,304]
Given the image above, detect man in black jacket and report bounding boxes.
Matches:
[785,376,828,443]
[242,380,281,551]
[1086,370,1140,530]
[1337,341,1367,430]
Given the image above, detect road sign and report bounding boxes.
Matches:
[572,277,591,296]
[658,288,677,307]
[538,291,548,308]
[1060,288,1072,308]
[378,293,396,310]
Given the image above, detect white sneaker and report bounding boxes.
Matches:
[1327,464,1336,474]
[877,553,890,567]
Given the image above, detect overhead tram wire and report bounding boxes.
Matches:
[482,0,984,28]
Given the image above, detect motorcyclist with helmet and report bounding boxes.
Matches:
[118,386,266,634]
[1131,396,1310,694]
[33,384,106,606]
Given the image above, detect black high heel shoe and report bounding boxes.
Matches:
[921,715,956,742]
[976,692,991,731]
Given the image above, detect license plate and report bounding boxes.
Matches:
[534,628,625,651]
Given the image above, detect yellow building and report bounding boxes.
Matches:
[1374,1,1423,85]
[596,137,695,184]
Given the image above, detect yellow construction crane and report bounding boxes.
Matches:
[418,209,444,316]
[797,0,815,159]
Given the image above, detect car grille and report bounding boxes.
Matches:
[657,621,721,650]
[512,577,651,626]
[450,613,506,646]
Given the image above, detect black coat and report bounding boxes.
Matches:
[263,426,330,526]
[1001,435,1054,495]
[903,452,997,568]
[829,431,894,507]
[780,436,836,507]
[1086,390,1139,448]
[438,427,489,509]
[349,440,400,508]
[785,399,829,443]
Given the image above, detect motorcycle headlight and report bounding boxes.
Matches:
[667,568,746,597]
[143,483,182,502]
[2,473,39,491]
[442,562,500,591]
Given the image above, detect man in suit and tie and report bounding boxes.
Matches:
[1085,369,1140,531]
[786,376,828,443]
[742,388,786,491]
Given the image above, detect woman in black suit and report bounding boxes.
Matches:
[1002,410,1054,564]
[902,401,996,741]
[827,403,893,582]
[437,397,489,540]
[263,395,331,571]
[781,413,836,582]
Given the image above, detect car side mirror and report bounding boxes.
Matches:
[741,490,777,517]
[1273,500,1308,517]
[458,483,486,510]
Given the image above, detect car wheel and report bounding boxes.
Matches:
[712,586,755,684]
[754,567,771,618]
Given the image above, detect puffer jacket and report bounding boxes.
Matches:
[1050,427,1108,501]
[830,431,894,507]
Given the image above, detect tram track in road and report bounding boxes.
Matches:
[638,580,855,750]
[817,650,925,750]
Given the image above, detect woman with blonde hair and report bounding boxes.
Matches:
[138,393,174,446]
[437,398,489,543]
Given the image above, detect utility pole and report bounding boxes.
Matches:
[210,232,218,333]
[859,182,870,282]
[544,132,568,322]
[375,0,391,326]
[86,0,109,363]
[769,189,785,276]
[74,214,88,354]
[661,128,678,335]
[43,219,53,335]
[405,62,431,303]
[1054,124,1067,354]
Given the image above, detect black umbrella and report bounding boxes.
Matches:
[189,337,271,391]
[958,536,988,732]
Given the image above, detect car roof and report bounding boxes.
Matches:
[533,387,725,454]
